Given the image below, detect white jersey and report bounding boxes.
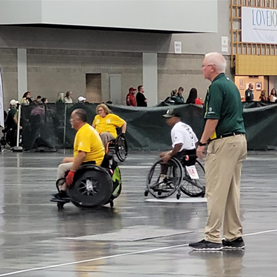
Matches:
[171,121,198,151]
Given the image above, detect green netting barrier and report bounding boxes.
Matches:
[20,102,277,151]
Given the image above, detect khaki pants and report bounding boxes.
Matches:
[204,134,247,243]
[57,162,73,180]
[100,132,115,149]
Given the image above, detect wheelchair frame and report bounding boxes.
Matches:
[144,156,205,200]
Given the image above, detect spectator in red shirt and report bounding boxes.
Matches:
[126,87,137,106]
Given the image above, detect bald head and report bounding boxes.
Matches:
[205,52,226,74]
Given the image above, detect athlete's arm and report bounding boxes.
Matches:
[70,151,86,172]
[162,143,182,163]
[121,122,127,134]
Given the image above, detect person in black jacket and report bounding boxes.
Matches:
[136,85,147,107]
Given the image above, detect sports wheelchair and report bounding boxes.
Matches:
[51,155,122,209]
[144,155,205,199]
[106,134,128,162]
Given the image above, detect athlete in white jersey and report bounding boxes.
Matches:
[160,109,198,165]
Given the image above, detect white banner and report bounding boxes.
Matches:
[0,67,4,128]
[242,7,277,44]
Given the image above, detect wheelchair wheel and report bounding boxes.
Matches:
[68,166,113,207]
[180,160,205,197]
[115,136,128,162]
[146,158,183,199]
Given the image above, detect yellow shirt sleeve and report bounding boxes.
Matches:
[74,123,105,166]
[109,114,125,128]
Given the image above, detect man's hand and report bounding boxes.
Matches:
[120,133,125,139]
[160,152,171,164]
[66,171,75,186]
[196,145,206,160]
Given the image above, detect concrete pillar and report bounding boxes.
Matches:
[143,53,157,107]
[17,48,27,100]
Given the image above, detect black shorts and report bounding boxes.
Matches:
[173,149,196,167]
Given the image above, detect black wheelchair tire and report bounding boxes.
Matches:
[68,166,113,207]
[146,158,183,199]
[180,160,206,197]
[115,136,128,162]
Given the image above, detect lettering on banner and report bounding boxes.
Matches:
[242,7,277,44]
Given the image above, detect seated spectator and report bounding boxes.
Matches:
[92,104,127,148]
[54,109,105,200]
[174,87,185,104]
[269,88,277,103]
[21,91,32,106]
[42,98,48,104]
[33,96,42,105]
[186,88,203,105]
[64,91,73,103]
[4,100,19,147]
[126,87,137,106]
[259,90,267,102]
[171,89,177,98]
[7,99,19,127]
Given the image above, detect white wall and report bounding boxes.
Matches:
[161,0,230,55]
[0,0,217,33]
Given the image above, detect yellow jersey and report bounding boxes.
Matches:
[92,114,125,138]
[74,123,105,166]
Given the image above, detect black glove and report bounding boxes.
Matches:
[120,133,125,140]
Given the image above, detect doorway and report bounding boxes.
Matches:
[86,74,101,103]
[109,74,122,105]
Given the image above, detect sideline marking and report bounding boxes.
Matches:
[0,243,188,277]
[244,229,277,237]
[1,165,151,170]
[1,228,277,276]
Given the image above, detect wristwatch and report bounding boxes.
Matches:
[198,141,207,146]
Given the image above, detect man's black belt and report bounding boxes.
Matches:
[214,132,245,140]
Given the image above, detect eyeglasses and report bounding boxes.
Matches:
[98,109,104,112]
[202,64,215,68]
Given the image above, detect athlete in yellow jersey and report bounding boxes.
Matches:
[92,103,127,148]
[54,108,105,200]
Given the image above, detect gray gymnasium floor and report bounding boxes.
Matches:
[0,150,276,276]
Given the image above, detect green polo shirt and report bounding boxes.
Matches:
[203,73,245,139]
[174,95,184,104]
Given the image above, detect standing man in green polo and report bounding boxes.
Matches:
[189,52,247,251]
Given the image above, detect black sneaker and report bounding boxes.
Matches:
[222,237,245,250]
[189,239,223,251]
[53,190,70,200]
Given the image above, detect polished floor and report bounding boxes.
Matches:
[0,150,276,276]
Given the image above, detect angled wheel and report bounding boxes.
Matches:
[115,136,128,162]
[146,158,183,199]
[180,160,205,197]
[68,165,113,207]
